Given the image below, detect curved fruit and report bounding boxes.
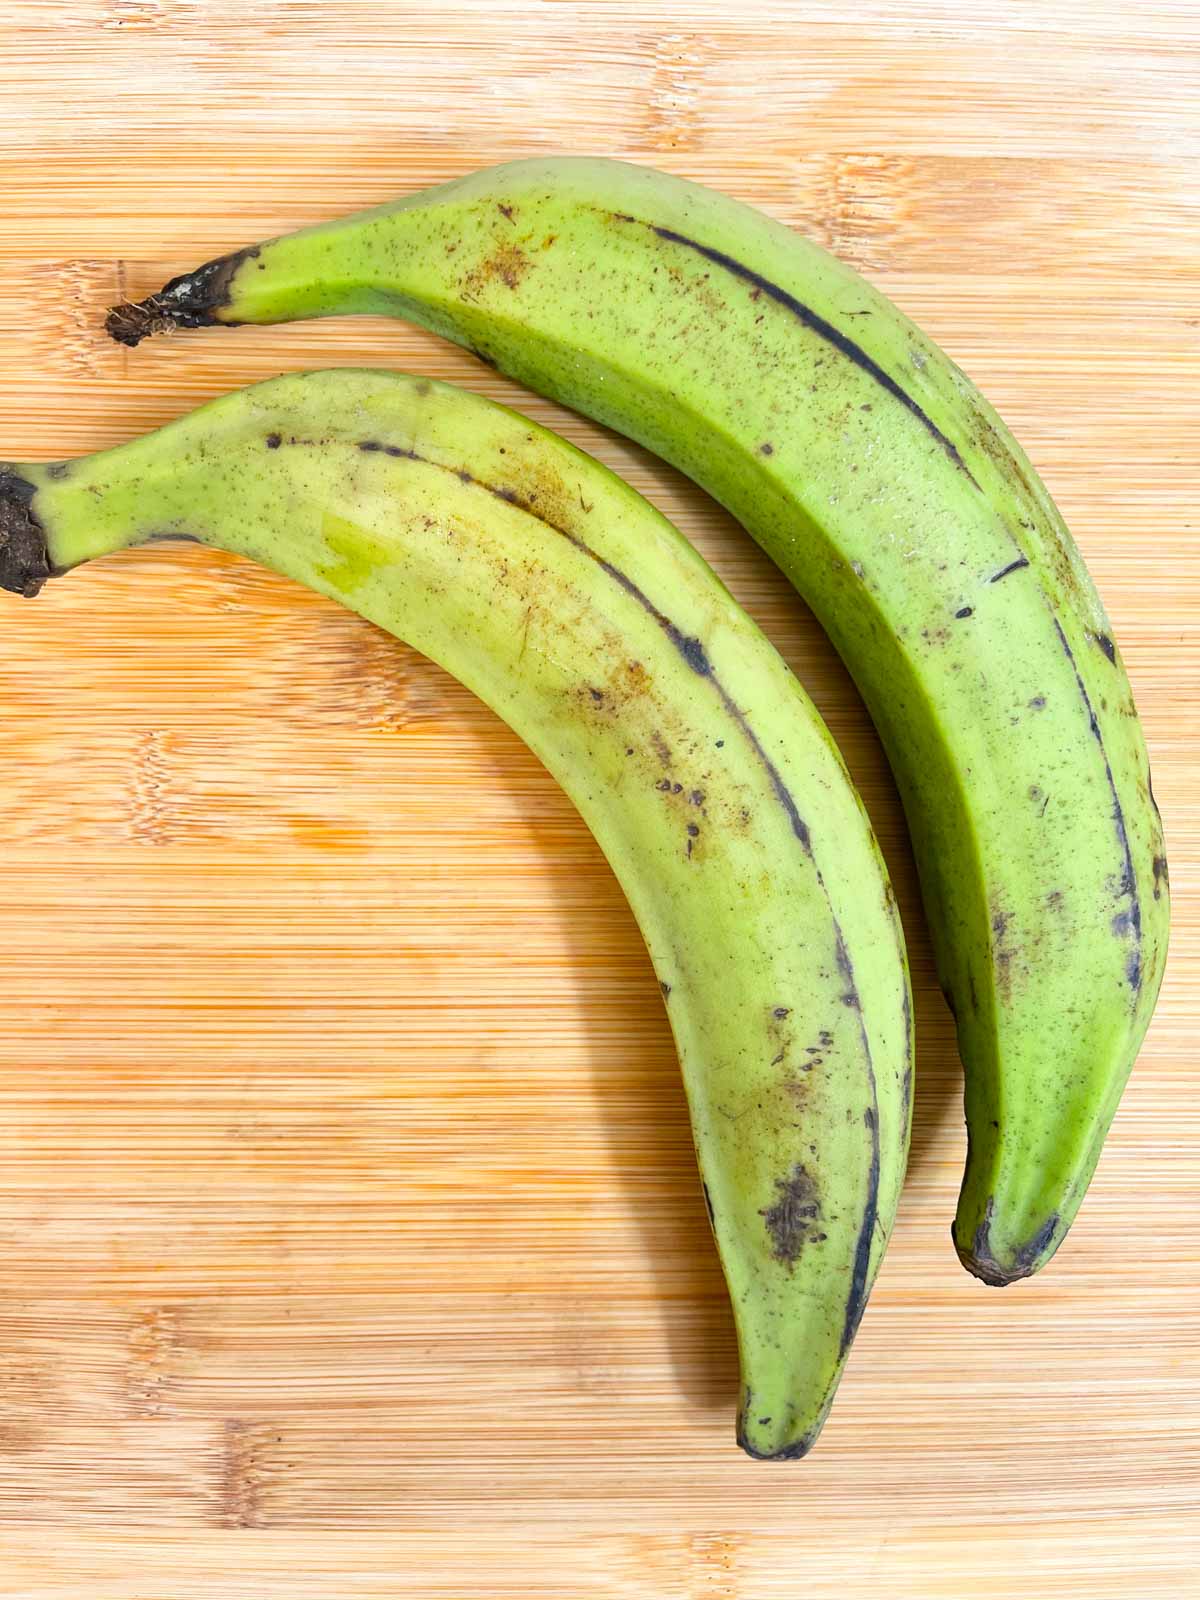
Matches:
[107,159,1168,1282]
[1,368,911,1458]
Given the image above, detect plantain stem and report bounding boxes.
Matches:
[104,246,257,347]
[0,470,51,596]
[104,297,177,348]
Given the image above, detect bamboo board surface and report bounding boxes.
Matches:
[0,2,1197,1594]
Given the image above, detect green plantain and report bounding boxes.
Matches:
[1,367,911,1458]
[107,158,1168,1282]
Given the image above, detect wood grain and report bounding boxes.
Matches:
[0,2,1197,1594]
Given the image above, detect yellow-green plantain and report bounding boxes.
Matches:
[1,368,911,1458]
[108,158,1168,1282]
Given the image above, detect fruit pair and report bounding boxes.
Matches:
[1,158,1167,1457]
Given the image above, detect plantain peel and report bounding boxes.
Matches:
[107,158,1168,1280]
[1,369,912,1458]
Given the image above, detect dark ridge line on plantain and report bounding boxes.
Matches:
[354,438,888,1221]
[1050,615,1142,993]
[833,934,881,1357]
[989,556,1030,583]
[620,218,980,490]
[351,433,830,853]
[352,431,885,1342]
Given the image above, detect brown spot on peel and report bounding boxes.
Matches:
[760,1164,822,1267]
[463,241,530,297]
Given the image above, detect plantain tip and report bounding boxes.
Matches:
[953,1208,1060,1287]
[736,1424,817,1462]
[955,1241,1033,1287]
[736,1385,829,1461]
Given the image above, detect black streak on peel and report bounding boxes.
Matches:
[1152,855,1169,901]
[1051,617,1142,991]
[641,222,980,489]
[1094,631,1117,663]
[348,435,826,862]
[899,984,913,1121]
[832,931,881,1354]
[358,441,422,462]
[989,556,1030,583]
[575,466,883,1346]
[1013,1212,1061,1274]
[841,1098,881,1352]
[503,475,825,859]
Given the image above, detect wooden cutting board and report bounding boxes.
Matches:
[0,3,1196,1594]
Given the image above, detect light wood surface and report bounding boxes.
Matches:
[1,2,1197,1594]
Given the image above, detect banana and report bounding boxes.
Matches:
[107,159,1168,1283]
[1,368,911,1458]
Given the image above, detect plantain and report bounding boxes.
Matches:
[1,368,911,1458]
[107,158,1168,1282]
